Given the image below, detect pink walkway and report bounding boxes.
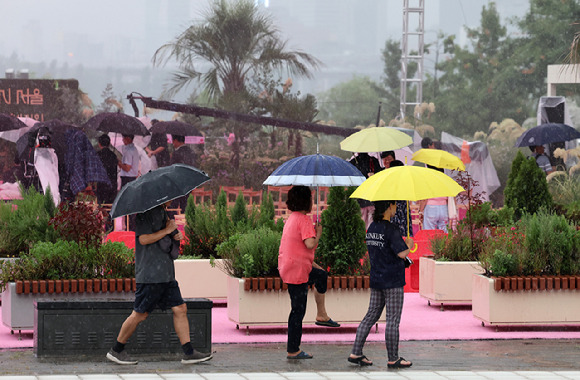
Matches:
[2,293,580,349]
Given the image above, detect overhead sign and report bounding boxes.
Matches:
[0,79,79,122]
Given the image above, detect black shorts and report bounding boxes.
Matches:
[134,280,184,313]
[307,267,328,294]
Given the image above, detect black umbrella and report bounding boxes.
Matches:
[0,114,29,132]
[83,112,149,136]
[515,123,580,147]
[110,163,210,219]
[16,119,78,159]
[150,120,203,137]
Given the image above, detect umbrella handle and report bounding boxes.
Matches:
[410,243,418,253]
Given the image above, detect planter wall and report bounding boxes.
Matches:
[419,257,483,308]
[472,274,580,326]
[174,259,228,299]
[227,276,383,329]
[2,281,135,332]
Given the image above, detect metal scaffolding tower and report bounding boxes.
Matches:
[400,0,425,119]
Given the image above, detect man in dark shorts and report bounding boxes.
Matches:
[106,200,212,365]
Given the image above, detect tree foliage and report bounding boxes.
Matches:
[504,150,553,219]
[316,187,367,276]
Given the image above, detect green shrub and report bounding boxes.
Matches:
[316,186,367,275]
[216,226,282,278]
[487,249,518,277]
[0,241,134,291]
[231,191,249,226]
[0,185,58,257]
[182,190,283,259]
[504,150,553,219]
[479,211,580,277]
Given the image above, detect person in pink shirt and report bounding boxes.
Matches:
[278,185,339,360]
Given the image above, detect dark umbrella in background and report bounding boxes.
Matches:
[150,120,203,137]
[16,119,78,160]
[0,114,29,132]
[83,112,150,136]
[0,114,35,143]
[515,123,580,147]
[110,163,210,219]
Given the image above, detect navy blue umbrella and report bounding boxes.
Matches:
[515,123,580,147]
[263,153,365,187]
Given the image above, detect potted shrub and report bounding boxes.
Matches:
[473,210,580,326]
[219,186,380,330]
[419,196,514,308]
[0,199,135,332]
[176,191,281,299]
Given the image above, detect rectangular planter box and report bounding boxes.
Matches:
[472,274,580,326]
[34,298,212,357]
[419,257,483,307]
[227,276,384,328]
[2,282,134,331]
[174,259,228,300]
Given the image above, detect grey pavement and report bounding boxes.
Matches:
[1,339,580,379]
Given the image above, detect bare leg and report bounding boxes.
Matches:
[172,303,190,345]
[314,288,330,322]
[117,311,148,344]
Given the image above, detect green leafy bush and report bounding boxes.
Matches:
[182,190,283,259]
[0,241,134,291]
[479,211,580,277]
[316,186,367,275]
[216,226,282,278]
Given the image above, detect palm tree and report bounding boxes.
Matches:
[152,0,320,168]
[152,0,320,101]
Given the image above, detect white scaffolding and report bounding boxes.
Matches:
[400,0,425,119]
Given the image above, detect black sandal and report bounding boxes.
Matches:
[348,355,373,366]
[388,357,412,368]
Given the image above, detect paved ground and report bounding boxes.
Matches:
[1,339,579,378]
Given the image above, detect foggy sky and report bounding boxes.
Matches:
[0,0,530,105]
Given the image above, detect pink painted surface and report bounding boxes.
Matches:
[3,293,580,349]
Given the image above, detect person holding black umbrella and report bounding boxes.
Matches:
[106,199,213,365]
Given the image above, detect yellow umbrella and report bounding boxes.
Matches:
[350,166,464,202]
[411,148,466,171]
[340,127,413,152]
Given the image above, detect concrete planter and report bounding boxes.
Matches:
[227,276,384,331]
[2,281,134,333]
[0,257,18,302]
[472,274,580,326]
[419,256,483,309]
[174,259,228,300]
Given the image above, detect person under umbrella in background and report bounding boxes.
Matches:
[531,145,554,175]
[106,199,213,365]
[278,186,340,360]
[380,151,395,169]
[96,134,118,205]
[145,119,170,169]
[118,134,140,229]
[349,152,381,230]
[348,200,413,369]
[169,135,195,213]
